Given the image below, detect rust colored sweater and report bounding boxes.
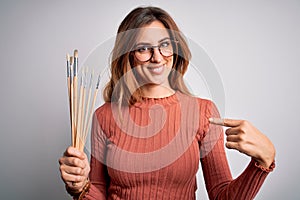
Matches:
[81,91,274,200]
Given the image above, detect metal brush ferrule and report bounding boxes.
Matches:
[73,58,78,76]
[96,75,101,89]
[67,61,71,77]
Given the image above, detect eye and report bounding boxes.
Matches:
[136,46,151,53]
[160,41,171,48]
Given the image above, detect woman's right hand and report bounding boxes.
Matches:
[59,146,90,193]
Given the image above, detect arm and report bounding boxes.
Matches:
[199,100,275,200]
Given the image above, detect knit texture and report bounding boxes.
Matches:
[81,91,273,200]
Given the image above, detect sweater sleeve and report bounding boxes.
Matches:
[199,100,274,200]
[81,109,110,200]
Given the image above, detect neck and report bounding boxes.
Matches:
[141,83,175,98]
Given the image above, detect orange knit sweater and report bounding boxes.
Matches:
[81,91,274,200]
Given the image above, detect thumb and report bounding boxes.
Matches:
[64,146,86,159]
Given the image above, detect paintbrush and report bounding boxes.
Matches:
[82,71,93,142]
[69,56,76,147]
[76,74,84,150]
[66,54,73,144]
[79,69,88,150]
[73,50,78,147]
[66,54,71,120]
[81,74,100,151]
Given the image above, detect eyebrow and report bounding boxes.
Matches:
[135,37,170,46]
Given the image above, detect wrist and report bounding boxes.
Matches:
[256,144,276,169]
[254,159,275,172]
[66,178,90,199]
[255,157,274,169]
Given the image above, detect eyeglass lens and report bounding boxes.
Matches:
[134,39,176,62]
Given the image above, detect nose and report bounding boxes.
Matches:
[151,48,162,63]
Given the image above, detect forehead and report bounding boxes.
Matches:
[135,21,170,44]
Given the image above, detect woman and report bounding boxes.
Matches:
[59,6,275,200]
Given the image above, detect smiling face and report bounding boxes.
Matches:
[132,20,174,94]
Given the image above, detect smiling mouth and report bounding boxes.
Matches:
[147,64,166,74]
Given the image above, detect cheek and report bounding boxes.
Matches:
[132,65,145,79]
[166,56,174,69]
[130,58,144,75]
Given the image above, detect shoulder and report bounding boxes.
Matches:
[176,91,215,112]
[193,95,218,115]
[92,102,115,136]
[196,97,213,107]
[94,102,114,122]
[95,102,111,114]
[181,92,214,110]
[176,92,218,120]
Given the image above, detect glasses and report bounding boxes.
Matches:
[132,39,178,62]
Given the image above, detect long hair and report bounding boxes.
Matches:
[103,6,192,106]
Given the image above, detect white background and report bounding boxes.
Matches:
[0,0,299,199]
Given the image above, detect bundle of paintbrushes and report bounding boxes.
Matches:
[66,49,100,151]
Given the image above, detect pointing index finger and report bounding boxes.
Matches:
[208,118,224,126]
[209,118,242,127]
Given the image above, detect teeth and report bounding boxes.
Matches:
[149,64,165,73]
[153,66,162,72]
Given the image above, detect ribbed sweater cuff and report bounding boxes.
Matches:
[253,159,275,173]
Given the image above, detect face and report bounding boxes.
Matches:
[132,20,174,88]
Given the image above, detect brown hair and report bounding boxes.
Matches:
[103,6,192,106]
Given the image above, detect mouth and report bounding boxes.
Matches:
[147,64,166,74]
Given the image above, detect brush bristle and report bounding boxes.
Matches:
[66,53,70,61]
[74,49,78,58]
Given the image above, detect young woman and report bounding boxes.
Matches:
[59,6,275,200]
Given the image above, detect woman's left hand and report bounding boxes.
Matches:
[209,118,276,168]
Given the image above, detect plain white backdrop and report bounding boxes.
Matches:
[0,1,299,199]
